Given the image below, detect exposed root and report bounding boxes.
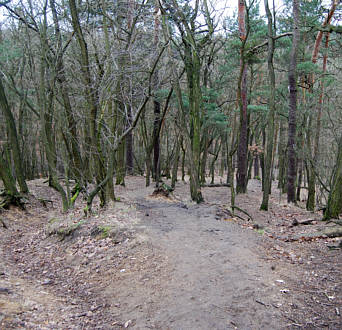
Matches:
[232,205,253,221]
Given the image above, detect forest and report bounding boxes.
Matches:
[0,0,342,328]
[0,0,341,215]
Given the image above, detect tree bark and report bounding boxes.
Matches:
[69,0,106,204]
[0,77,28,193]
[171,136,181,189]
[324,134,342,220]
[160,0,213,203]
[153,99,161,183]
[126,108,134,175]
[152,3,162,185]
[236,0,248,194]
[50,0,83,185]
[287,0,300,203]
[260,0,276,210]
[0,149,20,198]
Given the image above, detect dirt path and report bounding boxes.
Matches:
[132,197,286,329]
[0,177,341,329]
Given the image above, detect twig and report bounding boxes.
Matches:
[255,299,267,306]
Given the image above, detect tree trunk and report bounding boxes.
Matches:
[153,99,161,184]
[50,0,83,185]
[306,0,337,210]
[0,77,28,193]
[101,1,116,201]
[260,127,266,191]
[69,0,106,205]
[171,136,181,189]
[324,134,342,220]
[236,0,248,194]
[140,113,152,187]
[220,137,226,177]
[116,139,126,186]
[254,153,259,178]
[296,159,303,201]
[181,139,186,181]
[0,149,20,197]
[277,119,286,192]
[200,131,209,184]
[126,108,134,175]
[210,139,221,184]
[152,2,162,186]
[287,0,300,203]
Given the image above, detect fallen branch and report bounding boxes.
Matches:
[291,218,316,226]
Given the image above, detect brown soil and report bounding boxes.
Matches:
[0,176,341,329]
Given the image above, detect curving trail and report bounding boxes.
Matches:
[3,177,339,329]
[126,195,286,329]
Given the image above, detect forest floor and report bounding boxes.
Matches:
[0,176,341,329]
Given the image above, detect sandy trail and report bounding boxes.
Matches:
[1,177,341,329]
[116,181,287,329]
